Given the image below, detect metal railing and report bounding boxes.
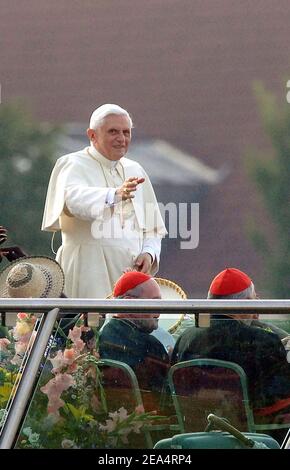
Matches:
[2,298,290,313]
[0,298,290,449]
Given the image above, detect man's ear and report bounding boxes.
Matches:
[87,128,96,142]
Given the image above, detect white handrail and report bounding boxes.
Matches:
[1,298,290,313]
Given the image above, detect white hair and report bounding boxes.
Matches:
[89,103,133,130]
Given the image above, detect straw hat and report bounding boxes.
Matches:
[154,278,188,333]
[155,277,187,301]
[0,256,65,298]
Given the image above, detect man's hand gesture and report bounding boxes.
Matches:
[115,177,145,201]
[133,253,153,274]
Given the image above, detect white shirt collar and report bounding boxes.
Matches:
[88,144,122,171]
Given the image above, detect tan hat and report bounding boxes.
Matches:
[154,277,187,300]
[0,256,65,298]
[154,278,187,333]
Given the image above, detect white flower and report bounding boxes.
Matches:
[61,439,78,449]
[22,426,40,444]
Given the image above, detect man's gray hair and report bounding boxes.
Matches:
[89,103,133,130]
[207,282,256,300]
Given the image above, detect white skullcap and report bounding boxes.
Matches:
[89,104,133,129]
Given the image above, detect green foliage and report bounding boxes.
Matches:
[246,81,290,297]
[0,102,62,258]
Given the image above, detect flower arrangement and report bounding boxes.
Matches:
[0,312,37,424]
[13,317,165,449]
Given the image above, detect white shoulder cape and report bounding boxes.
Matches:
[41,147,167,238]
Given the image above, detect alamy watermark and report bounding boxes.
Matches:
[160,202,199,249]
[91,202,199,250]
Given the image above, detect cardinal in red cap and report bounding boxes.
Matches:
[113,271,153,298]
[206,267,257,321]
[99,271,169,395]
[207,268,255,299]
[112,271,161,328]
[171,268,290,429]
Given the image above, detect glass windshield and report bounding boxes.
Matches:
[2,311,289,449]
[0,312,41,433]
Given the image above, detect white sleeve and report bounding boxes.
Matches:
[106,188,117,206]
[65,186,113,221]
[141,237,161,264]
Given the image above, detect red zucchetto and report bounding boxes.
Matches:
[209,268,252,296]
[113,271,152,297]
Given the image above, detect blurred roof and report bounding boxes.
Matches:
[127,140,226,186]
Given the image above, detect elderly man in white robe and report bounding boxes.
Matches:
[41,104,167,298]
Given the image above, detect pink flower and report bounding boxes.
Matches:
[73,339,85,352]
[17,312,28,320]
[47,397,64,416]
[68,326,85,353]
[50,350,66,373]
[63,348,77,362]
[67,362,78,373]
[41,373,75,417]
[68,326,82,343]
[41,374,74,398]
[0,338,10,351]
[16,313,37,325]
[135,405,145,415]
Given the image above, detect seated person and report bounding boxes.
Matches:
[171,268,290,427]
[0,225,26,264]
[99,271,170,396]
[0,256,91,346]
[172,266,289,341]
[0,225,7,245]
[0,256,68,373]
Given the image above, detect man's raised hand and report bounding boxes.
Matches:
[115,177,145,201]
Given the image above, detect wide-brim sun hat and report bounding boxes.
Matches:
[154,278,187,333]
[155,277,187,301]
[0,256,65,298]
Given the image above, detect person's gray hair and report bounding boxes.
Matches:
[89,103,133,130]
[207,282,256,299]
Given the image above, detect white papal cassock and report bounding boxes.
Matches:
[41,145,167,298]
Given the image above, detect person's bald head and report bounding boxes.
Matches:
[113,272,161,332]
